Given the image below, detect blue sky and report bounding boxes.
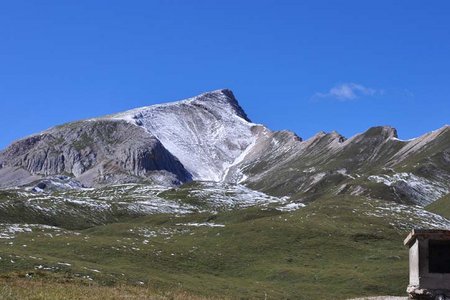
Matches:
[1,1,449,149]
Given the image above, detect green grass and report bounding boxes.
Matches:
[0,196,410,299]
[426,193,450,218]
[0,277,209,300]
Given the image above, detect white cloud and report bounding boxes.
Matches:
[314,83,379,101]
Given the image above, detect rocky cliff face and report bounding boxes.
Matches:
[0,89,449,206]
[0,119,191,187]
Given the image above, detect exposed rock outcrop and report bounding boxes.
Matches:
[0,119,191,187]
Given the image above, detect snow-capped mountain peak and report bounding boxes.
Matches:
[106,89,259,181]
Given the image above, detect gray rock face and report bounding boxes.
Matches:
[0,119,191,187]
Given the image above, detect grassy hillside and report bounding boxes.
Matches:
[426,193,450,218]
[0,195,428,299]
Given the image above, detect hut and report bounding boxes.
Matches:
[404,229,450,299]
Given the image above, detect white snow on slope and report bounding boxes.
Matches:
[354,201,450,230]
[184,182,290,209]
[368,173,448,205]
[175,222,225,228]
[0,182,295,219]
[105,90,261,182]
[221,132,259,182]
[276,202,306,212]
[0,223,79,239]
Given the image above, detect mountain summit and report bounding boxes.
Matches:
[102,89,258,181]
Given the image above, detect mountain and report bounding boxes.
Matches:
[1,89,448,206]
[0,89,450,204]
[238,125,450,206]
[0,89,254,187]
[0,89,450,299]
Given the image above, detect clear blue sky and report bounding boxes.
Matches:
[1,1,449,149]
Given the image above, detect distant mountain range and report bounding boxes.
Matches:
[1,89,448,206]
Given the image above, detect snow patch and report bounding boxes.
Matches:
[354,200,450,230]
[276,203,305,212]
[182,182,289,209]
[368,173,448,205]
[0,223,80,239]
[310,172,326,185]
[176,222,225,228]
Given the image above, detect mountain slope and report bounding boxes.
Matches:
[234,125,450,205]
[427,193,450,219]
[104,89,258,181]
